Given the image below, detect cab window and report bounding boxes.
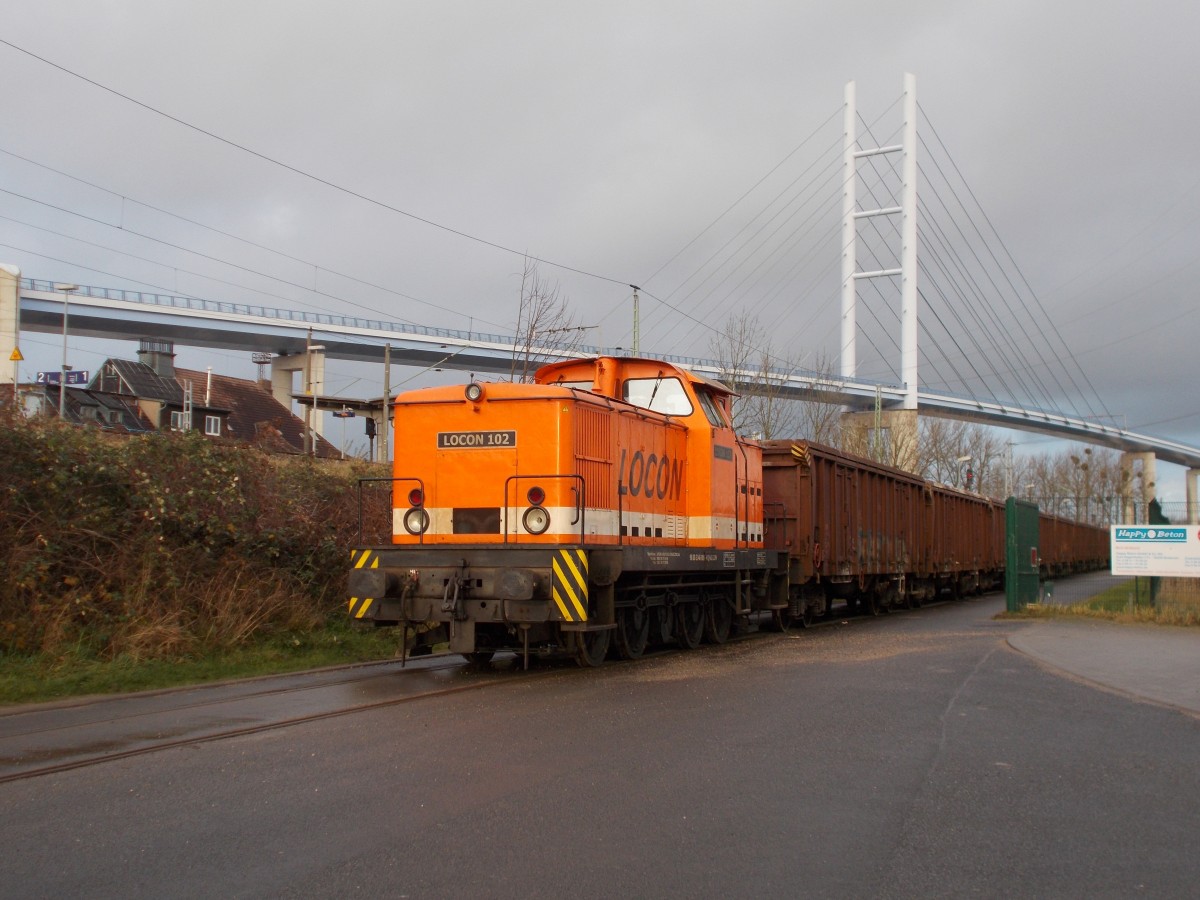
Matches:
[623,376,693,416]
[696,390,729,428]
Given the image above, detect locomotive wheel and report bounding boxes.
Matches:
[614,606,650,660]
[573,629,611,667]
[463,650,495,665]
[703,596,733,644]
[652,607,673,645]
[676,602,705,650]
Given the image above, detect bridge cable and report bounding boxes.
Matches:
[919,103,1114,423]
[915,135,1076,414]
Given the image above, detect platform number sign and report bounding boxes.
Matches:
[37,370,89,385]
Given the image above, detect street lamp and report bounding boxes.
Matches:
[55,283,79,419]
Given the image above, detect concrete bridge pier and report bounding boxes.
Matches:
[840,408,920,473]
[1120,451,1158,522]
[270,348,326,439]
[1,264,19,387]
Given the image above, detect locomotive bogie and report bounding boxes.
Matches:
[348,542,775,661]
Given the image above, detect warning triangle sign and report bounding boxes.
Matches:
[9,347,22,362]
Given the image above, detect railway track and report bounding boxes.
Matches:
[0,654,545,785]
[0,599,959,786]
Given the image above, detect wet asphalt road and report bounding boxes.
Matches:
[0,654,498,780]
[2,595,1197,899]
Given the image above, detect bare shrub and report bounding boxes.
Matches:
[0,414,371,661]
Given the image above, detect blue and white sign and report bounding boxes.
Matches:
[1111,525,1200,576]
[37,370,89,385]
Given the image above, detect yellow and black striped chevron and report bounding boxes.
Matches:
[348,548,379,620]
[550,548,589,623]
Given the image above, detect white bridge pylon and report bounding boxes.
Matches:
[841,73,919,411]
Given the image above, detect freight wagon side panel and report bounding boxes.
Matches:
[761,441,926,583]
[762,448,812,578]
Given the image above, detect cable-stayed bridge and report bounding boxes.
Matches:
[2,72,1196,520]
[8,277,1200,470]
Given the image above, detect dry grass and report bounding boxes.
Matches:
[1007,577,1200,627]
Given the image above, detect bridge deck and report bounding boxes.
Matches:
[12,279,1200,469]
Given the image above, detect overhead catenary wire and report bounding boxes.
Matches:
[1,39,844,374]
[0,146,512,332]
[0,37,1150,436]
[0,188,491,331]
[0,36,632,291]
[0,237,498,396]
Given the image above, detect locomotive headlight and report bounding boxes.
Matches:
[403,507,430,535]
[464,382,483,402]
[522,505,551,535]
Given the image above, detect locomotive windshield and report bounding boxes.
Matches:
[623,376,693,416]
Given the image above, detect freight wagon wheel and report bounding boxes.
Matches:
[676,602,705,650]
[703,593,733,644]
[614,606,650,660]
[769,608,792,632]
[573,629,611,668]
[463,651,495,665]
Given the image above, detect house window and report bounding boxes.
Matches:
[204,415,221,436]
[170,411,185,431]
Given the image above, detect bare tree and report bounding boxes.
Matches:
[1017,445,1127,523]
[708,312,843,441]
[510,257,584,383]
[916,418,1005,494]
[790,350,844,446]
[709,312,766,434]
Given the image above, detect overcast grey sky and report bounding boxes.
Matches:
[2,2,1197,488]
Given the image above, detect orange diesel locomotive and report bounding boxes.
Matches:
[347,356,779,666]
